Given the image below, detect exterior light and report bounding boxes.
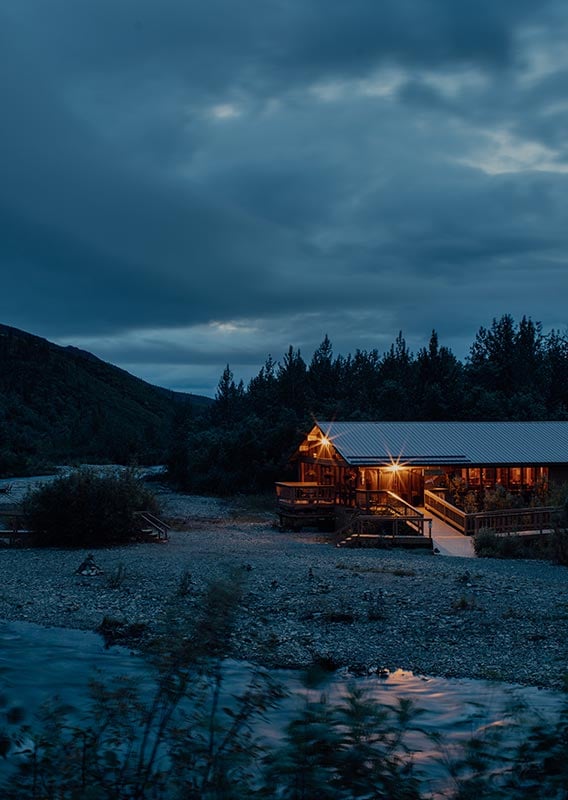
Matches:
[320,436,331,446]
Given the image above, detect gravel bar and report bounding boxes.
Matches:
[1,488,567,690]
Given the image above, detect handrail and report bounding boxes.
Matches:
[0,512,32,545]
[470,506,557,535]
[424,490,559,535]
[386,490,424,516]
[135,511,169,540]
[424,490,467,532]
[355,489,424,517]
[351,513,432,539]
[0,512,27,529]
[275,483,336,506]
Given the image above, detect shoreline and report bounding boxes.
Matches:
[0,490,567,690]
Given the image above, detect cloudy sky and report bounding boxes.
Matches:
[2,1,568,396]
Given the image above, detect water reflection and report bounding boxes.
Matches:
[0,620,563,795]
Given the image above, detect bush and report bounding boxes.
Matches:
[474,529,515,558]
[473,528,554,561]
[551,530,568,565]
[23,468,159,547]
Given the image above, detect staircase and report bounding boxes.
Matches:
[135,511,170,541]
[335,507,433,550]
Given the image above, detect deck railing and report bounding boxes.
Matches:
[276,484,431,537]
[424,490,468,531]
[352,513,432,538]
[275,482,336,507]
[424,489,558,535]
[355,489,420,516]
[469,506,557,536]
[0,512,31,545]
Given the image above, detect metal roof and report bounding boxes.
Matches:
[315,421,568,466]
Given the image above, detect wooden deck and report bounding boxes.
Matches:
[275,483,433,548]
[275,482,337,530]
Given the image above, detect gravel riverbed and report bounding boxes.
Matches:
[1,485,567,690]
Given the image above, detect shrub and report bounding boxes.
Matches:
[473,528,554,561]
[23,468,159,547]
[551,529,568,565]
[483,485,522,511]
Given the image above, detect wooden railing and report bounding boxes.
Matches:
[0,510,170,544]
[355,489,420,517]
[469,507,557,536]
[275,482,336,507]
[424,490,468,532]
[135,511,170,540]
[349,490,432,538]
[352,513,432,538]
[424,490,558,536]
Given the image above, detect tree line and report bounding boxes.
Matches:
[169,315,568,494]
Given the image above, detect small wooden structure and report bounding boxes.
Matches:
[0,510,169,545]
[134,510,170,541]
[0,513,32,546]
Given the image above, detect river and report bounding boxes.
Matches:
[0,620,564,796]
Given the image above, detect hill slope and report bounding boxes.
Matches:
[0,324,211,474]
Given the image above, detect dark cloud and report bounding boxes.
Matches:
[1,1,567,394]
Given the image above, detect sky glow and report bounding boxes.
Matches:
[1,1,567,396]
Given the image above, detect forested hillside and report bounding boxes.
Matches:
[171,315,568,494]
[0,324,210,475]
[4,316,567,487]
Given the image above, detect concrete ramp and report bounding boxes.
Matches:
[419,508,475,558]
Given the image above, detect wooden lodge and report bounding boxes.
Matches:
[276,421,568,543]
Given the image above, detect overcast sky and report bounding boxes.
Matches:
[2,1,568,396]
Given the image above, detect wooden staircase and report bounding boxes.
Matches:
[335,510,433,550]
[135,511,170,541]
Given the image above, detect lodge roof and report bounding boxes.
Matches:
[314,421,568,466]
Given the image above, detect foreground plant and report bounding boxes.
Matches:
[1,575,568,799]
[1,574,284,799]
[263,688,423,800]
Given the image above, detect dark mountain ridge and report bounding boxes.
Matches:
[0,323,211,475]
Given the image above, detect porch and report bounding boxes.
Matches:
[275,482,336,531]
[275,482,433,547]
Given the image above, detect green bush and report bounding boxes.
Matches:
[23,468,159,547]
[473,528,555,561]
